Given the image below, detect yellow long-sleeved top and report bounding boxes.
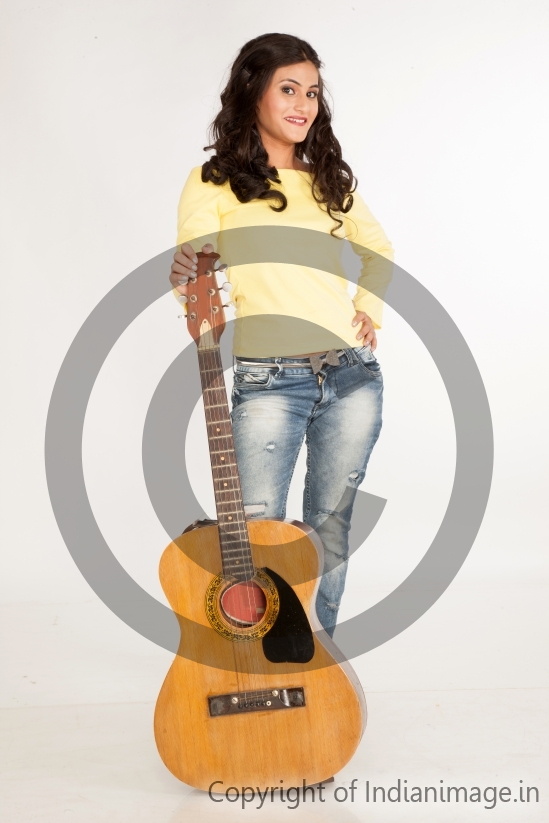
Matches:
[174,166,394,356]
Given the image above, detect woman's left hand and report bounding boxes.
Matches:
[352,311,377,351]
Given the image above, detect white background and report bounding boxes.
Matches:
[1,1,548,821]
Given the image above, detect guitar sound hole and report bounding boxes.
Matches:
[221,581,267,626]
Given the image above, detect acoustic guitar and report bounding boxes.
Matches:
[154,251,366,790]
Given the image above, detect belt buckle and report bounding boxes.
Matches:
[309,348,340,374]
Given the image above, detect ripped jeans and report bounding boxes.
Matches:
[230,345,383,637]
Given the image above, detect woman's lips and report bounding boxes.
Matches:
[284,117,307,125]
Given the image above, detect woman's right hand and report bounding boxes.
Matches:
[169,242,216,298]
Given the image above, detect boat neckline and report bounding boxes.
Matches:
[276,167,312,173]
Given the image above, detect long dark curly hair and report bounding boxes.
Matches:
[202,33,357,237]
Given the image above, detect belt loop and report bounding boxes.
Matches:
[274,357,283,375]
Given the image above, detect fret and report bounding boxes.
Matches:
[218,512,247,523]
[221,557,251,564]
[220,538,249,546]
[223,569,254,576]
[224,567,254,576]
[222,560,252,568]
[223,557,253,563]
[195,341,253,570]
[222,554,252,561]
[220,546,250,553]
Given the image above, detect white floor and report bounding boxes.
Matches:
[2,584,548,823]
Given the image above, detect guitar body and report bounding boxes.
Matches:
[154,518,366,791]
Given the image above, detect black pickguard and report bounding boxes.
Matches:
[262,567,315,664]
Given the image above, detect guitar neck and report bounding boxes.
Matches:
[197,346,254,580]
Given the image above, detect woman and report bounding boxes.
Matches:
[169,33,393,638]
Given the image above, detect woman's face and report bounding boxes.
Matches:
[255,61,320,148]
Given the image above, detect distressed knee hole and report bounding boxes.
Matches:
[244,502,266,517]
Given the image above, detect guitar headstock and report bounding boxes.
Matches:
[186,251,226,349]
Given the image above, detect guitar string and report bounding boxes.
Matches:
[211,333,258,705]
[201,297,253,701]
[197,340,240,695]
[204,337,251,573]
[211,342,257,706]
[204,289,260,706]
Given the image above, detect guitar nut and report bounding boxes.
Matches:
[212,306,219,313]
[189,294,198,302]
[189,312,197,320]
[207,288,216,295]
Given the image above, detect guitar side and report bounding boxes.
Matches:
[153,519,366,791]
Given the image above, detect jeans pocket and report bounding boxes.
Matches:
[233,368,275,389]
[355,345,382,377]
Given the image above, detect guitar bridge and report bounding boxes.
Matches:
[208,687,305,717]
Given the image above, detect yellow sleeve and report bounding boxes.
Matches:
[171,166,223,311]
[344,190,394,330]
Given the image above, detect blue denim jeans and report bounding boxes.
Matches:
[230,345,383,637]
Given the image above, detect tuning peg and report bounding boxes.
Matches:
[177,294,188,303]
[215,261,228,273]
[220,282,232,292]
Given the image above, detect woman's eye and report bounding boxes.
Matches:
[281,87,317,98]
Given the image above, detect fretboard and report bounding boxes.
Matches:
[197,347,254,580]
